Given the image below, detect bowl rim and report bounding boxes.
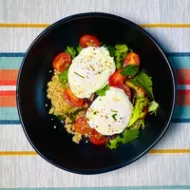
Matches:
[16,12,176,175]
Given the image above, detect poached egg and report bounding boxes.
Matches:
[86,87,132,136]
[68,46,115,98]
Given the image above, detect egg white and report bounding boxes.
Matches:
[68,47,115,98]
[86,87,132,136]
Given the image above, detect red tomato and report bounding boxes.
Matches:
[73,117,92,135]
[90,129,108,145]
[79,34,100,48]
[52,52,71,72]
[120,84,131,100]
[109,69,127,87]
[123,52,140,67]
[63,88,84,107]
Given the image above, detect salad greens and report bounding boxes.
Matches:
[128,96,148,127]
[58,69,69,83]
[148,101,159,115]
[121,64,139,77]
[106,129,139,149]
[128,71,155,100]
[96,84,110,96]
[65,46,76,59]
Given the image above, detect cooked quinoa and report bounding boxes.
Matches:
[47,71,84,143]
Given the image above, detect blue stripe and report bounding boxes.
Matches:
[0,120,20,124]
[2,186,190,189]
[166,52,190,57]
[1,53,190,69]
[173,106,190,119]
[0,52,25,57]
[176,85,190,90]
[0,108,19,120]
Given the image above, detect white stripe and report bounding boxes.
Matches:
[0,123,190,151]
[0,0,190,24]
[0,154,190,187]
[0,86,16,91]
[0,28,190,53]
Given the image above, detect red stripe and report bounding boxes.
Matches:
[0,80,17,85]
[178,90,190,95]
[0,91,16,96]
[177,80,190,85]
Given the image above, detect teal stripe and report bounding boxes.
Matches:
[0,106,189,122]
[0,55,190,69]
[0,57,23,69]
[0,107,19,121]
[169,56,190,69]
[173,106,190,119]
[2,186,190,189]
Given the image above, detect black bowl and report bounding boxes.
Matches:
[16,13,176,174]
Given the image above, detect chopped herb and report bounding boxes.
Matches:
[111,109,118,113]
[90,64,95,71]
[66,108,86,122]
[74,72,85,78]
[65,46,76,59]
[121,64,139,77]
[93,111,97,115]
[96,84,110,96]
[112,113,117,121]
[58,69,69,83]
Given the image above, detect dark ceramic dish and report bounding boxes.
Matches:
[16,13,176,174]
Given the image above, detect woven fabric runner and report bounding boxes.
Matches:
[0,0,190,189]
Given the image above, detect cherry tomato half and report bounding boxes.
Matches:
[109,69,127,87]
[123,52,140,67]
[90,129,108,145]
[79,34,100,48]
[63,88,84,107]
[120,84,131,100]
[52,52,71,72]
[73,117,92,135]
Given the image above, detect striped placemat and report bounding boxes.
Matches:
[0,0,190,189]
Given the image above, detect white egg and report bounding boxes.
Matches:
[86,87,132,136]
[68,47,115,98]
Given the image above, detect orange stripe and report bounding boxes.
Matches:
[0,70,18,81]
[149,149,190,154]
[0,95,16,107]
[1,149,190,156]
[0,151,37,156]
[0,23,190,28]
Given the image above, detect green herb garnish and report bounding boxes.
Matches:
[74,72,85,78]
[96,84,110,96]
[121,64,139,77]
[112,113,117,121]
